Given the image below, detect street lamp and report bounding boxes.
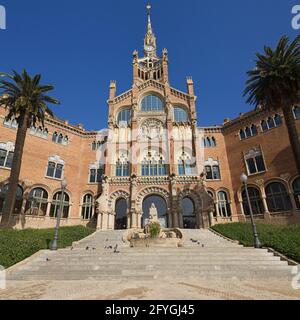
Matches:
[50,178,67,251]
[240,173,262,249]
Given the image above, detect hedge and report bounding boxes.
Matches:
[211,223,300,263]
[0,226,95,269]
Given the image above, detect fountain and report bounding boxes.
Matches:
[126,203,183,248]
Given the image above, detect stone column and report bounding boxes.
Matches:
[96,213,103,229]
[261,188,271,219]
[130,176,138,229]
[130,210,138,229]
[103,213,110,230]
[289,192,298,212]
[215,201,221,221]
[137,212,142,229]
[170,178,179,228]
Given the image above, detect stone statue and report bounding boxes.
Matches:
[149,203,159,222]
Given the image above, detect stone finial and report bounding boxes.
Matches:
[186,76,194,95]
[109,80,117,99]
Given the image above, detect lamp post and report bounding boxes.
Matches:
[240,173,262,249]
[50,178,67,251]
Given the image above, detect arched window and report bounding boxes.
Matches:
[206,137,212,148]
[261,120,268,132]
[240,129,246,140]
[265,182,292,213]
[115,198,128,230]
[43,128,49,139]
[0,184,23,215]
[244,147,266,175]
[267,117,275,129]
[0,143,14,169]
[117,108,132,125]
[141,95,164,112]
[274,114,282,126]
[178,152,195,176]
[242,187,264,215]
[89,165,104,183]
[52,132,58,143]
[211,137,217,147]
[142,151,167,176]
[294,106,300,119]
[91,141,97,151]
[262,115,282,132]
[174,107,188,122]
[63,136,69,145]
[26,188,48,216]
[207,191,217,217]
[218,191,231,217]
[50,191,70,219]
[245,127,252,138]
[116,160,130,177]
[251,124,258,136]
[292,178,300,209]
[57,134,63,144]
[205,158,221,180]
[181,197,196,229]
[46,157,64,180]
[81,194,94,220]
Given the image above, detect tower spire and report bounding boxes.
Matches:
[147,1,152,34]
[144,1,157,57]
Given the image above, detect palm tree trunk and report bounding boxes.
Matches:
[283,106,300,175]
[0,112,29,228]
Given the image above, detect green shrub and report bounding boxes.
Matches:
[0,226,95,269]
[147,222,161,238]
[212,223,300,263]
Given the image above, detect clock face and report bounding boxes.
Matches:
[145,45,153,52]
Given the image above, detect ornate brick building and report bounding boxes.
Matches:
[0,4,300,229]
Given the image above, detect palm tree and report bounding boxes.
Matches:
[0,70,60,228]
[244,35,300,174]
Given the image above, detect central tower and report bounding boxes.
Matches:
[98,2,213,232]
[132,2,169,85]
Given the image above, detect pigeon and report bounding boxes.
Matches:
[114,244,120,254]
[70,247,74,251]
[46,258,51,262]
[92,248,96,250]
[190,239,198,243]
[86,246,89,251]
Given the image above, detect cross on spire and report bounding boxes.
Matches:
[144,1,157,57]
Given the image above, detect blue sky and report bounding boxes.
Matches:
[0,0,299,130]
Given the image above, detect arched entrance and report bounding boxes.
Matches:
[181,197,196,229]
[142,195,168,228]
[115,198,128,230]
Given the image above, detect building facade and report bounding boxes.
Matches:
[0,4,300,229]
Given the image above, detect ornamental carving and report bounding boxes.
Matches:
[136,187,170,211]
[140,119,164,140]
[177,189,201,211]
[108,190,130,211]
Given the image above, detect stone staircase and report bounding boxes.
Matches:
[7,229,294,282]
